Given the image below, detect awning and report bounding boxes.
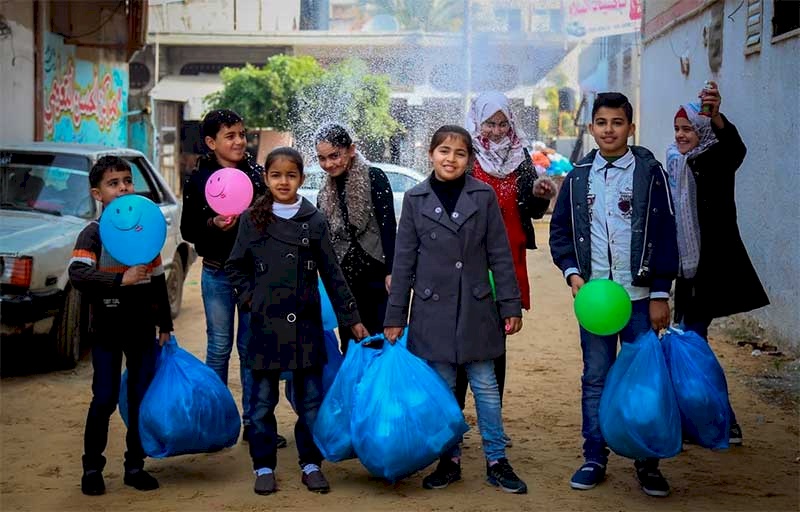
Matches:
[148,74,224,120]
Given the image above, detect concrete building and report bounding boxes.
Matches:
[640,0,800,347]
[0,0,146,147]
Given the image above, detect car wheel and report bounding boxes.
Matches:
[166,256,185,319]
[54,287,83,368]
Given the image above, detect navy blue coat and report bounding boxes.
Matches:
[549,146,679,296]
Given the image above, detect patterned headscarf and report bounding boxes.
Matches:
[466,91,529,179]
[665,102,718,278]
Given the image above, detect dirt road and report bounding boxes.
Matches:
[2,224,798,511]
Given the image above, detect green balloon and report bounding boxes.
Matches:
[488,270,497,301]
[573,279,633,335]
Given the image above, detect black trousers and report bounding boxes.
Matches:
[337,278,388,354]
[455,352,506,410]
[83,330,158,472]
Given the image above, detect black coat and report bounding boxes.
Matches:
[674,117,769,322]
[225,199,360,371]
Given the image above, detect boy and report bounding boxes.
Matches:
[180,110,281,445]
[69,156,173,495]
[549,93,679,497]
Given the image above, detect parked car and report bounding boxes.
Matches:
[0,143,196,368]
[299,162,427,223]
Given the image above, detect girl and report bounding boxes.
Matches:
[667,82,769,446]
[225,147,369,495]
[459,92,558,444]
[315,124,396,350]
[384,126,527,494]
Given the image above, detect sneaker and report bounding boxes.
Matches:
[123,469,159,491]
[254,472,277,495]
[276,433,288,449]
[486,458,527,494]
[635,464,670,497]
[503,434,514,448]
[422,459,462,490]
[729,424,743,446]
[81,470,105,496]
[301,464,330,493]
[570,462,606,490]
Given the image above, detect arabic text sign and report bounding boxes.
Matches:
[563,0,642,40]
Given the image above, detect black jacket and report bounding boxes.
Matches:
[674,117,769,321]
[515,150,553,249]
[225,199,361,371]
[180,153,267,266]
[550,146,679,295]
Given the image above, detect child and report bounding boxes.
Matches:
[68,156,173,496]
[384,125,528,494]
[225,147,369,495]
[179,109,275,445]
[668,82,768,445]
[549,92,678,497]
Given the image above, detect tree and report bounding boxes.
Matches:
[367,0,463,32]
[207,55,322,131]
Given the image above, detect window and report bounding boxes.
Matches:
[745,0,763,54]
[772,0,800,41]
[387,173,419,193]
[125,158,163,204]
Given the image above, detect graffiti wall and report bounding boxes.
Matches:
[43,32,128,147]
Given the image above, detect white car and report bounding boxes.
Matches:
[0,143,195,368]
[300,162,427,223]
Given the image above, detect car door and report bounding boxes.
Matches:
[386,172,423,222]
[124,156,179,269]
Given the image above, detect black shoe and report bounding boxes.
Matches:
[422,459,461,489]
[486,458,527,494]
[124,469,160,491]
[276,434,287,449]
[729,423,743,446]
[635,463,670,497]
[81,470,105,496]
[570,461,606,490]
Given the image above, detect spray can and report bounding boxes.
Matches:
[700,81,715,117]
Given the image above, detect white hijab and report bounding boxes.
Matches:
[466,91,529,179]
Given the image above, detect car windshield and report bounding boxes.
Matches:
[0,152,93,218]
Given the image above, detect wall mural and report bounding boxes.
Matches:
[43,32,128,147]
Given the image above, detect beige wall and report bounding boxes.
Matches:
[0,0,35,143]
[148,0,301,34]
[644,0,683,23]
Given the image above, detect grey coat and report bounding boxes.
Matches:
[225,198,360,371]
[385,176,522,364]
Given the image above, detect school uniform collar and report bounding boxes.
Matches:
[593,148,635,172]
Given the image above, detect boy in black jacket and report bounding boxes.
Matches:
[179,110,271,444]
[549,93,678,497]
[69,156,173,495]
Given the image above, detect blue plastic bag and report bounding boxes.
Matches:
[663,328,730,450]
[599,330,682,460]
[322,330,345,392]
[350,338,469,482]
[313,336,381,462]
[318,277,338,331]
[121,336,241,458]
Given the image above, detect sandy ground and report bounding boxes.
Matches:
[1,223,798,511]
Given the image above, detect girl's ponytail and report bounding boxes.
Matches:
[250,187,275,230]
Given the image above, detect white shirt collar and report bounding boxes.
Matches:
[272,196,303,219]
[593,148,635,171]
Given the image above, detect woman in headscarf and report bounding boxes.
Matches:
[457,91,557,443]
[315,124,397,350]
[667,81,769,446]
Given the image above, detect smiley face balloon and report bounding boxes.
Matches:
[204,167,254,216]
[99,194,167,266]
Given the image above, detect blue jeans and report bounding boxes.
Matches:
[678,318,739,425]
[580,299,657,466]
[249,369,324,470]
[201,265,253,426]
[429,360,506,462]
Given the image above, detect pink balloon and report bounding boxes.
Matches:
[204,167,254,216]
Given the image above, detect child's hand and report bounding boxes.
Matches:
[351,322,370,341]
[568,274,585,298]
[649,299,671,331]
[532,177,557,199]
[158,332,171,346]
[384,327,404,344]
[504,317,523,335]
[213,214,239,231]
[122,265,149,286]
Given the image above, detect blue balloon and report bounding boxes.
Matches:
[99,194,166,266]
